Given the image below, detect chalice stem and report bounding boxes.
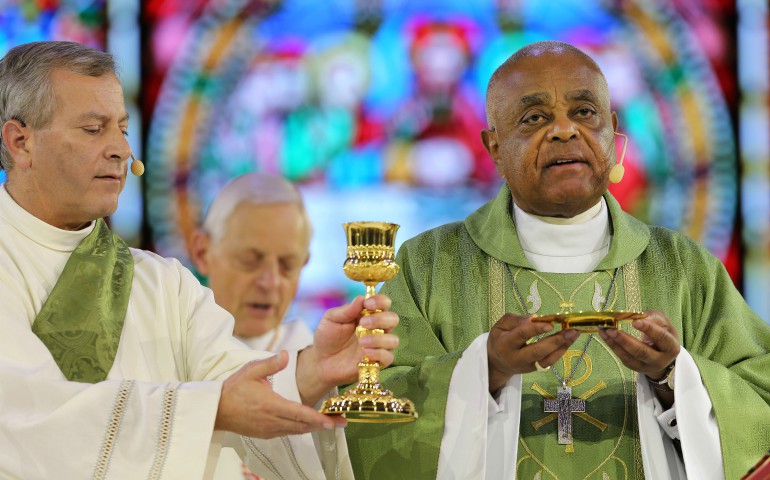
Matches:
[357,360,381,387]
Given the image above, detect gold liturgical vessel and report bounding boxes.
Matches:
[319,222,418,423]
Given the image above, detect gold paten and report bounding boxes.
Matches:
[319,222,417,423]
[532,310,647,333]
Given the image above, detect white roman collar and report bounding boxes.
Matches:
[512,198,611,273]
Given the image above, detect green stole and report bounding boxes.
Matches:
[32,219,134,383]
[492,263,645,480]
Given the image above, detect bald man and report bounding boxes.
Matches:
[191,174,322,479]
[345,41,770,480]
[191,173,314,351]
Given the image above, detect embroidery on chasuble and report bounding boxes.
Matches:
[489,259,645,480]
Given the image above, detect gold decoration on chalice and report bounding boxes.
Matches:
[319,222,417,423]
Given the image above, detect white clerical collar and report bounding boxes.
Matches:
[0,183,95,252]
[513,198,611,273]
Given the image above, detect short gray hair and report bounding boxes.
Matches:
[485,41,606,127]
[202,173,312,244]
[0,41,117,171]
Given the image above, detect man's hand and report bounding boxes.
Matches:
[296,294,399,405]
[487,313,580,393]
[598,310,680,380]
[215,351,347,438]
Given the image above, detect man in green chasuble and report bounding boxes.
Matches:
[346,41,770,480]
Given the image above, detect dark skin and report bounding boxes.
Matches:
[480,50,679,407]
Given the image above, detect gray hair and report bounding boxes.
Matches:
[202,173,312,244]
[485,41,606,127]
[0,41,117,171]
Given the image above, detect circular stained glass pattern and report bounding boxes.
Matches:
[146,0,737,303]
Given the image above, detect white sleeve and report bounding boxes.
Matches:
[636,347,723,480]
[172,262,352,480]
[0,345,223,479]
[668,348,723,479]
[233,351,353,480]
[438,333,523,480]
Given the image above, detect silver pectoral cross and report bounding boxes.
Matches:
[543,385,585,445]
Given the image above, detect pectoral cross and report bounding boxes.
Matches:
[543,385,585,445]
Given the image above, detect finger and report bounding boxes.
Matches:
[275,402,340,431]
[640,311,679,338]
[524,330,580,368]
[363,294,392,312]
[323,296,367,326]
[631,319,679,353]
[599,329,674,374]
[359,332,399,351]
[493,312,535,331]
[359,311,399,332]
[510,320,553,348]
[362,349,394,367]
[244,351,289,379]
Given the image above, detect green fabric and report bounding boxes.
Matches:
[346,185,770,480]
[512,268,644,479]
[32,219,134,383]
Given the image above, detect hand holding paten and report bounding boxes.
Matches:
[598,310,680,381]
[487,313,580,393]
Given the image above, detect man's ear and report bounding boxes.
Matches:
[481,128,502,172]
[189,229,211,276]
[1,119,32,169]
[611,111,618,132]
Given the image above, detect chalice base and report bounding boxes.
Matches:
[319,361,417,423]
[320,385,417,423]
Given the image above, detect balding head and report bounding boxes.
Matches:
[479,40,618,218]
[201,173,312,244]
[192,173,313,338]
[485,41,607,128]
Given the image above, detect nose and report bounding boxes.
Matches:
[255,260,280,289]
[106,126,132,161]
[547,115,579,142]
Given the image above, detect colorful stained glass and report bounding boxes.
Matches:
[143,0,746,324]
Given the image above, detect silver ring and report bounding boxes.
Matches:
[535,361,551,372]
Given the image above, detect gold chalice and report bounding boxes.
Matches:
[319,222,418,423]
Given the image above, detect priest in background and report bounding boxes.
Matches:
[346,40,770,480]
[191,173,319,478]
[0,40,400,480]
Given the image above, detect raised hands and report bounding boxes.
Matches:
[487,313,580,393]
[215,351,347,438]
[296,294,399,406]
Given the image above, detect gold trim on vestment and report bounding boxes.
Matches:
[489,257,505,329]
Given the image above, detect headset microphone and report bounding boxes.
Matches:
[130,154,145,176]
[609,132,627,184]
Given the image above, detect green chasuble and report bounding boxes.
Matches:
[31,218,133,383]
[346,185,770,480]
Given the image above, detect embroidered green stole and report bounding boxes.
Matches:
[32,219,134,383]
[490,259,645,480]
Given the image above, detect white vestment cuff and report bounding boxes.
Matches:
[439,333,522,480]
[674,347,724,479]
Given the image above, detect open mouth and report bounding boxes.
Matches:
[547,158,584,167]
[247,303,273,312]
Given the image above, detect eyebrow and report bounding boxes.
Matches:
[565,89,600,103]
[74,111,130,123]
[517,93,551,110]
